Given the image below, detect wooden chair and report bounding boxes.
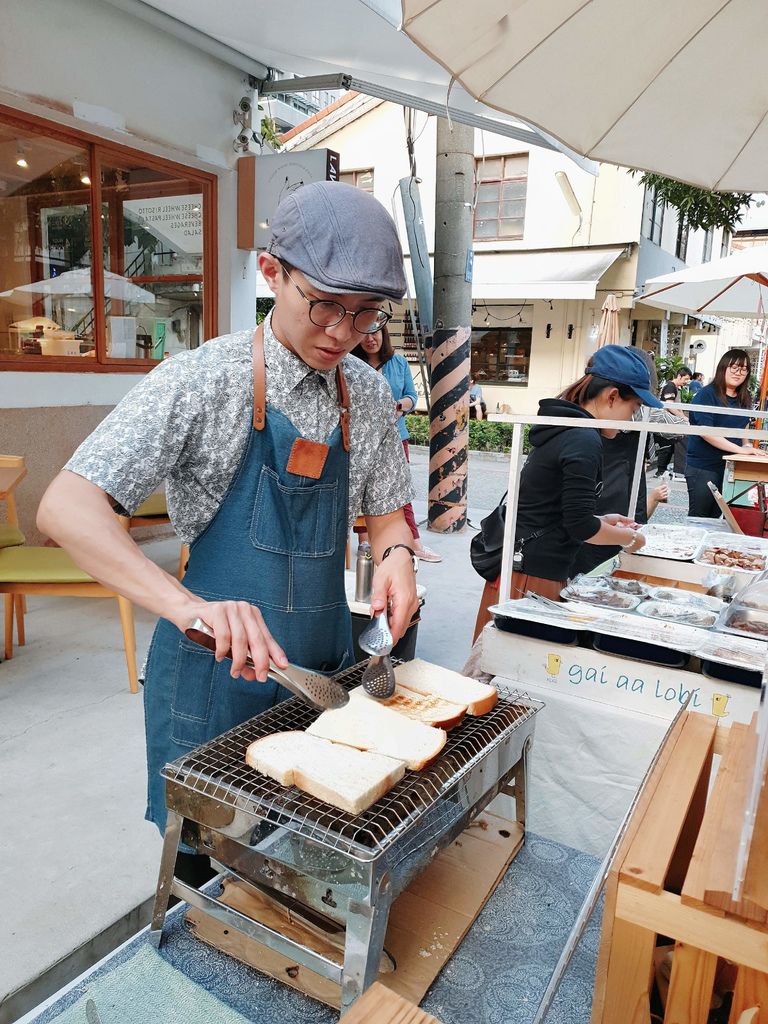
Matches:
[0,546,138,693]
[0,454,28,646]
[118,491,188,579]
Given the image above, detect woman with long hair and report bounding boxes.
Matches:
[686,349,767,518]
[473,345,662,641]
[352,325,441,562]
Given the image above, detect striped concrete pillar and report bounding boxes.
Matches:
[427,118,474,534]
[427,326,470,532]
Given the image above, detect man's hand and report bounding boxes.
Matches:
[172,597,288,682]
[369,547,419,643]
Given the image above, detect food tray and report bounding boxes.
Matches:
[649,588,725,613]
[560,585,641,610]
[716,606,768,640]
[693,532,768,574]
[637,599,719,629]
[636,524,709,561]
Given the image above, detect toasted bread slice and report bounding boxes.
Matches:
[393,658,498,716]
[306,697,447,770]
[245,731,405,815]
[348,684,466,729]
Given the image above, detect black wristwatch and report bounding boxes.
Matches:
[382,543,418,574]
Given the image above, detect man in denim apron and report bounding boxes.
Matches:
[39,183,420,881]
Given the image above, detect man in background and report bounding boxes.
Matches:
[655,366,692,477]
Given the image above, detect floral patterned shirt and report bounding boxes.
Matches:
[65,314,413,542]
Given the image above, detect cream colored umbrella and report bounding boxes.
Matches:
[596,293,620,349]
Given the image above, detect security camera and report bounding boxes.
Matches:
[235,132,251,150]
[238,97,252,115]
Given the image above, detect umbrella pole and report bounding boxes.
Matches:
[756,330,768,436]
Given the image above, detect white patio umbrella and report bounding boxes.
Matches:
[596,293,620,348]
[636,246,768,316]
[397,0,768,191]
[0,268,155,303]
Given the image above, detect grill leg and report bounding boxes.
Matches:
[516,737,532,832]
[148,810,183,948]
[340,885,393,1013]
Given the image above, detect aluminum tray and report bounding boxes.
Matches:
[560,585,641,610]
[716,606,768,641]
[693,532,768,575]
[636,524,709,561]
[649,587,725,613]
[637,599,719,629]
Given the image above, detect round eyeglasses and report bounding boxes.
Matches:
[281,264,391,335]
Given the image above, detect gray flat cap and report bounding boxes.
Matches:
[269,181,407,301]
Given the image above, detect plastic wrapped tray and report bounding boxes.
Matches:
[648,588,725,613]
[636,524,709,561]
[560,585,641,610]
[717,606,768,640]
[636,599,719,629]
[693,532,768,574]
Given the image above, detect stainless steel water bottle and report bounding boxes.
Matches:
[355,541,373,602]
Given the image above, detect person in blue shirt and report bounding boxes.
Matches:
[353,326,442,562]
[688,371,704,397]
[686,349,767,517]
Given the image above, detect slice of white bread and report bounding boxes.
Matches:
[306,696,447,770]
[393,658,498,716]
[245,731,405,815]
[348,684,466,730]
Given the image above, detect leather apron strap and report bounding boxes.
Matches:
[252,326,351,452]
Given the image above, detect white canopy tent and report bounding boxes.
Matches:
[637,245,768,317]
[396,0,768,192]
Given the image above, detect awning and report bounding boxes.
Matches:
[467,248,627,301]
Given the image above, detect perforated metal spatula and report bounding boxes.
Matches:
[185,619,349,711]
[359,609,396,699]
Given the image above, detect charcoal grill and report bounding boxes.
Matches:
[149,661,542,1012]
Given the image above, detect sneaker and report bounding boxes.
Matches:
[414,544,442,563]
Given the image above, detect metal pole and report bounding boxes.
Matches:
[627,406,650,520]
[428,118,474,534]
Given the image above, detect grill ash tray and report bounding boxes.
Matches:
[163,660,541,862]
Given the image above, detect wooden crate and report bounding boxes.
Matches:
[592,711,768,1024]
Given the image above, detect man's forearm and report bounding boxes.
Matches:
[37,471,195,624]
[365,509,414,562]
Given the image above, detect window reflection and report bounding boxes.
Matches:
[471,327,532,386]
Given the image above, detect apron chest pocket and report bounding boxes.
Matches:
[170,639,219,747]
[251,466,337,557]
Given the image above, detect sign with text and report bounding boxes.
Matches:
[124,194,203,255]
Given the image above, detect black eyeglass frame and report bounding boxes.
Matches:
[279,262,392,335]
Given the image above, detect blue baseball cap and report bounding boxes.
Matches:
[588,345,663,407]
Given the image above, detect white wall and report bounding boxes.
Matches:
[1,0,258,407]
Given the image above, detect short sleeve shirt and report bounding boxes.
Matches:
[65,314,414,542]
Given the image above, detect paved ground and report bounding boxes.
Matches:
[0,448,689,1022]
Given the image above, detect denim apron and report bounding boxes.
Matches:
[143,327,354,833]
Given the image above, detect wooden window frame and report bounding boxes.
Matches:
[339,168,374,192]
[0,104,218,374]
[473,155,527,242]
[470,325,533,386]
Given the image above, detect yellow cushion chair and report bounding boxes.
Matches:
[0,546,138,693]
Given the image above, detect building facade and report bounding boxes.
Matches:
[280,97,731,412]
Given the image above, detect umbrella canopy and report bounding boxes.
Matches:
[397,0,768,191]
[596,293,620,348]
[0,268,155,304]
[636,246,768,317]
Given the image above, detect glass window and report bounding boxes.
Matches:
[339,168,374,192]
[702,227,714,262]
[473,155,527,241]
[0,111,215,370]
[0,125,95,358]
[642,185,665,245]
[471,326,532,385]
[721,229,731,258]
[100,156,205,359]
[675,218,689,261]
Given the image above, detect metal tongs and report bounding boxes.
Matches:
[358,608,397,699]
[184,619,349,711]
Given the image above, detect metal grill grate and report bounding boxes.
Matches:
[163,661,541,861]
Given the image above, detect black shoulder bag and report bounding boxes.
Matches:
[470,493,558,582]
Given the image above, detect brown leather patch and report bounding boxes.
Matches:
[286,437,330,479]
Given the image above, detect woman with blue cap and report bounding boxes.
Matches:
[473,345,662,639]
